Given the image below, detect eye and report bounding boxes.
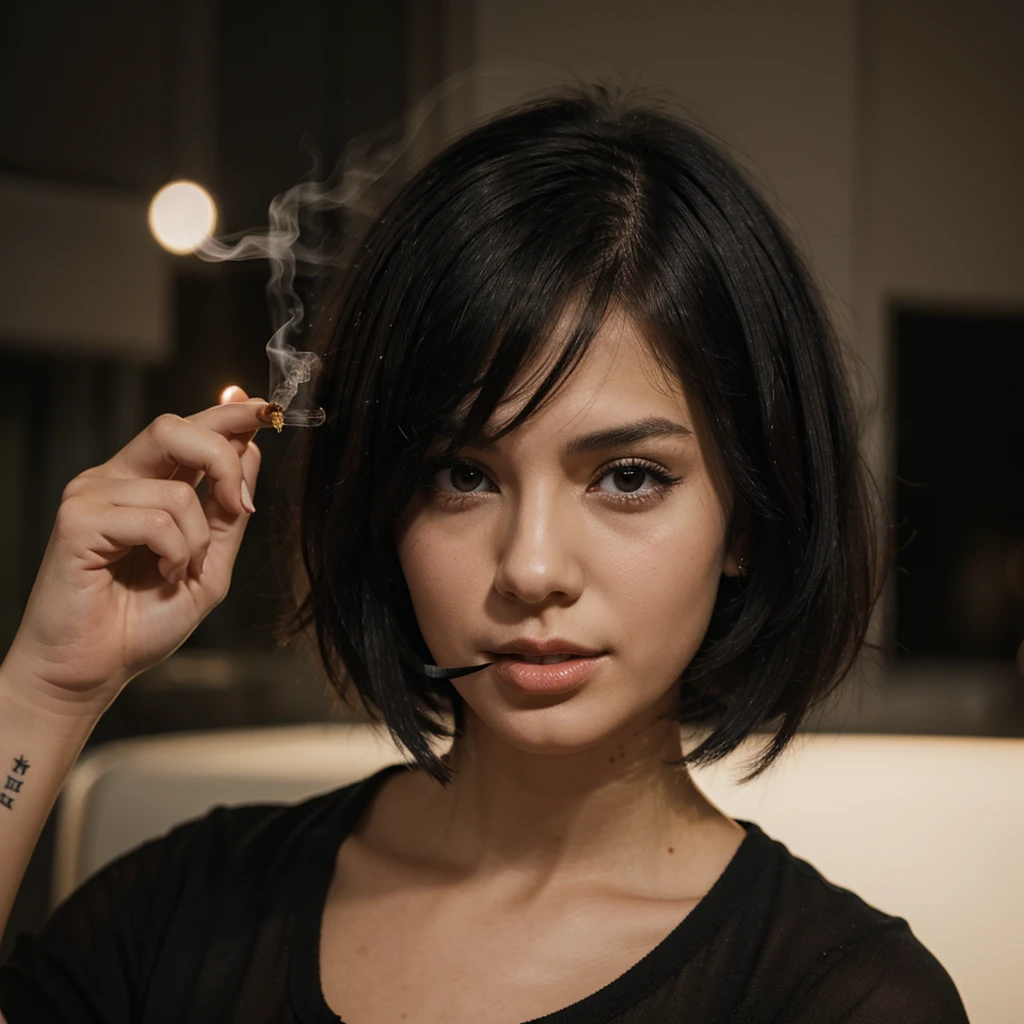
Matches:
[595,462,670,496]
[428,459,496,496]
[591,459,682,505]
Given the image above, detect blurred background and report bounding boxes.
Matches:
[1,0,1022,954]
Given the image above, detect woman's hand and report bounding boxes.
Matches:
[2,386,266,718]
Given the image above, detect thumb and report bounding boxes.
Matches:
[220,384,250,404]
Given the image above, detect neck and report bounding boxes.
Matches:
[405,689,724,896]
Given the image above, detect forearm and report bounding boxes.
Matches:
[0,659,100,944]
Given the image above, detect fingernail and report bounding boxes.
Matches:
[241,479,256,514]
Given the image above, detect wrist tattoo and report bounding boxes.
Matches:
[0,755,31,810]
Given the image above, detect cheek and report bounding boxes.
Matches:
[599,503,726,659]
[396,512,482,653]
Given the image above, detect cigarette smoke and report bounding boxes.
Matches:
[191,70,481,412]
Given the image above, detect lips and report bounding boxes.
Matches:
[504,653,581,665]
[490,652,607,694]
[491,638,606,658]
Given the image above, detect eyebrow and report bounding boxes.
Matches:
[442,415,694,456]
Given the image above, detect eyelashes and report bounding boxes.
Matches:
[419,457,683,510]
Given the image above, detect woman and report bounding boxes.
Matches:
[0,86,968,1022]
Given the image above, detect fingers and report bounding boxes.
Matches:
[71,477,214,580]
[102,408,264,517]
[211,386,259,458]
[63,387,266,581]
[57,497,194,585]
[198,433,262,580]
[58,412,264,591]
[168,387,259,492]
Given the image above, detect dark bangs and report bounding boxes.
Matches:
[280,84,891,787]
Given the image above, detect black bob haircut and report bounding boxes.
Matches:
[279,83,892,787]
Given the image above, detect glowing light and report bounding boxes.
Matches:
[220,385,243,404]
[148,180,217,255]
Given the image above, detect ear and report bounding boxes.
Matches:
[722,511,750,578]
[722,546,748,578]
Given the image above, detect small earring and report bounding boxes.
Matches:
[736,556,748,577]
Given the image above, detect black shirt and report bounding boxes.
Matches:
[0,762,970,1023]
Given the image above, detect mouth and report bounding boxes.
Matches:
[487,651,608,694]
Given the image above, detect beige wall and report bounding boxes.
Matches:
[857,0,1024,309]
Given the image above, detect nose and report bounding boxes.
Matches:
[491,486,585,606]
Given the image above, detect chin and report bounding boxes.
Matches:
[459,693,658,757]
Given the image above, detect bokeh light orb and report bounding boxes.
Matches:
[148,180,217,255]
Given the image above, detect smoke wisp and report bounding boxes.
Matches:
[192,69,483,420]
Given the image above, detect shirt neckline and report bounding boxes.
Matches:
[289,762,775,1024]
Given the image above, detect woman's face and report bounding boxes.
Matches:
[395,306,742,756]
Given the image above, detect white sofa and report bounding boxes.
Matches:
[53,725,1024,1023]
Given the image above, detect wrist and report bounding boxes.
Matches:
[0,653,108,741]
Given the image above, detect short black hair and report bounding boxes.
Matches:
[278,83,892,786]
